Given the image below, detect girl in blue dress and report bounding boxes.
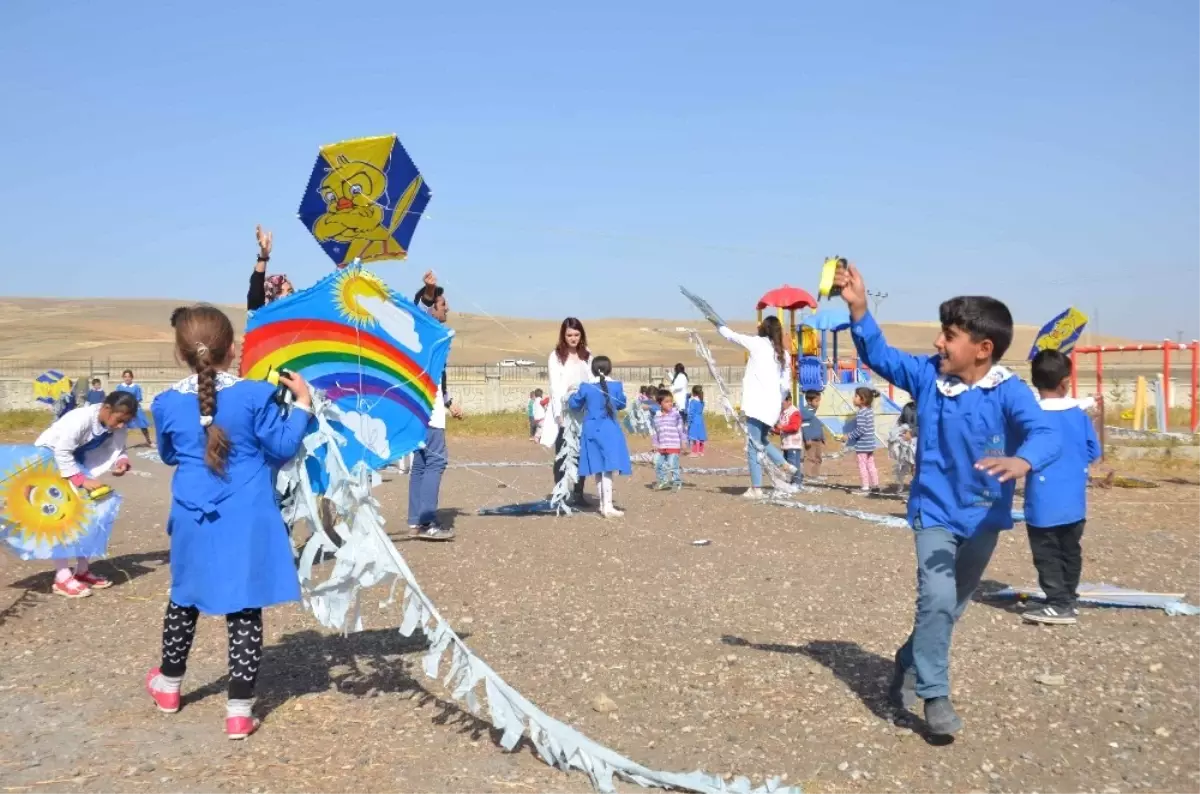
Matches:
[686,386,708,456]
[115,369,153,447]
[145,304,312,740]
[568,356,631,518]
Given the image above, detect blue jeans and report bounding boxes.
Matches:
[655,452,681,485]
[745,418,788,488]
[783,449,804,485]
[896,523,999,699]
[408,427,448,527]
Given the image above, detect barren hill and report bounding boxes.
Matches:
[0,297,1150,369]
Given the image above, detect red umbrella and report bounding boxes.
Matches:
[756,285,817,311]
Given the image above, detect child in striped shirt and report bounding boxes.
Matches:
[844,386,880,494]
[650,389,685,490]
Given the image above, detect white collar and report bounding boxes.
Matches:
[171,372,241,394]
[935,365,1013,397]
[1040,396,1095,412]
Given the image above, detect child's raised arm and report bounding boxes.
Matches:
[836,263,931,396]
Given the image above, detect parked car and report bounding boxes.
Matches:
[515,359,535,366]
[498,359,518,367]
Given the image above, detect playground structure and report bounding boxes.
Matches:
[1071,340,1200,434]
[755,285,899,443]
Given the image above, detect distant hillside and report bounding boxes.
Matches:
[0,297,1152,368]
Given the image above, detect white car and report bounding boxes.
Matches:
[498,359,518,367]
[515,359,535,366]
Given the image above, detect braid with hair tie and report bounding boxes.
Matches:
[195,343,231,475]
[598,374,615,419]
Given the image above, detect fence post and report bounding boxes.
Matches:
[485,366,501,412]
[1162,340,1172,423]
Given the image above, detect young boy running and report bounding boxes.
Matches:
[835,263,1058,735]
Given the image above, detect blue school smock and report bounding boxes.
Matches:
[1023,399,1101,528]
[115,383,149,429]
[152,373,309,615]
[686,397,707,442]
[568,381,632,477]
[851,312,1059,538]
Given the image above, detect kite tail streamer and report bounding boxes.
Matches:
[623,402,653,436]
[288,397,799,794]
[548,409,584,515]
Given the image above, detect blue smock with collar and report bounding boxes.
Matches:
[152,373,309,614]
[850,312,1059,538]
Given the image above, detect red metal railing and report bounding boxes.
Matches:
[1070,341,1200,433]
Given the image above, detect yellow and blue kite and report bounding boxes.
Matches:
[1028,307,1089,360]
[298,134,432,269]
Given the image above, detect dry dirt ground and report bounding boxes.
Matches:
[1,438,1198,794]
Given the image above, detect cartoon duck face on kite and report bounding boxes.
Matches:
[312,156,395,265]
[0,456,88,551]
[299,134,432,269]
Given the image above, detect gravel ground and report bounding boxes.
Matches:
[1,438,1197,793]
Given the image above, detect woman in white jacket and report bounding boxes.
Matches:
[718,316,798,497]
[539,317,594,504]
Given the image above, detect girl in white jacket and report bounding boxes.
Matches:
[717,316,798,497]
[540,317,594,505]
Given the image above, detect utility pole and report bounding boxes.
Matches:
[867,290,889,316]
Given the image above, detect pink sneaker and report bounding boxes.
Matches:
[52,576,91,598]
[75,570,112,589]
[226,716,260,740]
[145,668,180,714]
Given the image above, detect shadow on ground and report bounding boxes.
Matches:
[721,634,953,746]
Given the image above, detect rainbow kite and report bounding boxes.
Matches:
[241,267,454,472]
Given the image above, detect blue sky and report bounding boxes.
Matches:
[1,1,1196,339]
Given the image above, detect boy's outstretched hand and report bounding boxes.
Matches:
[974,456,1031,483]
[833,261,869,321]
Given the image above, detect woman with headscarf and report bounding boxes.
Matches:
[540,317,593,506]
[247,225,293,313]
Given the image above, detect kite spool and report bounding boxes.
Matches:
[818,257,848,300]
[264,365,295,406]
[82,484,114,501]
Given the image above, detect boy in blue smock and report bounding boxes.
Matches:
[1021,349,1101,626]
[834,263,1058,736]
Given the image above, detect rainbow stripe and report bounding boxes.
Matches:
[241,318,436,419]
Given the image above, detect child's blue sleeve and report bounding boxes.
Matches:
[850,311,931,396]
[1082,411,1102,463]
[253,392,311,461]
[1004,382,1060,471]
[150,395,178,466]
[568,388,586,412]
[610,383,628,411]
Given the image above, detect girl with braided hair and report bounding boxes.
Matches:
[146,304,312,740]
[568,356,631,518]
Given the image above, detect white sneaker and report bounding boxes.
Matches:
[601,506,625,518]
[742,488,764,499]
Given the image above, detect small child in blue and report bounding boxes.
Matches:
[836,263,1058,737]
[145,305,313,741]
[1021,349,1101,626]
[569,356,631,518]
[686,386,707,456]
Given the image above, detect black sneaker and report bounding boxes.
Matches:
[1022,605,1077,625]
[888,653,918,710]
[924,696,963,735]
[416,525,456,542]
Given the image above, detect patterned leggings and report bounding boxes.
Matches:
[160,601,264,700]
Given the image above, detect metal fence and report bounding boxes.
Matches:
[0,358,193,379]
[0,358,748,386]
